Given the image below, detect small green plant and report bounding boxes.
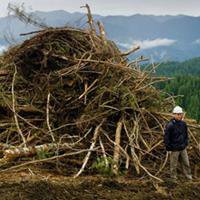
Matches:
[36,150,52,159]
[91,156,114,176]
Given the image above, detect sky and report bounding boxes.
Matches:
[0,0,200,17]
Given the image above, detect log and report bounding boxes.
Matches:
[112,120,122,175]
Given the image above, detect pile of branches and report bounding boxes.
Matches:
[0,6,199,181]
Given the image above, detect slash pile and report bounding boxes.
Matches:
[0,17,199,180]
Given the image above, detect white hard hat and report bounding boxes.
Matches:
[173,106,183,114]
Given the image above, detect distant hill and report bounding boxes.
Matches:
[0,10,200,61]
[155,57,200,76]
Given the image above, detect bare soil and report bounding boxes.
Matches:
[0,169,199,200]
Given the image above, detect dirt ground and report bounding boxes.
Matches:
[0,169,199,200]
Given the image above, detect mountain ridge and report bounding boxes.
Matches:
[0,10,200,61]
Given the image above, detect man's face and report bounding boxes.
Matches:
[173,113,184,121]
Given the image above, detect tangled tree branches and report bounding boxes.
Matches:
[0,7,199,181]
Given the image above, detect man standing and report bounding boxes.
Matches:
[164,106,192,181]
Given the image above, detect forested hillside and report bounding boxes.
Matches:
[156,57,200,121]
[156,57,200,76]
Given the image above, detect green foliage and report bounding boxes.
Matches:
[154,57,200,121]
[36,150,52,159]
[156,57,200,76]
[91,156,114,176]
[159,76,200,121]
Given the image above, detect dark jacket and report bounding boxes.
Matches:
[164,118,188,151]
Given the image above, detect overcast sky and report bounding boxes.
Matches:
[0,0,200,17]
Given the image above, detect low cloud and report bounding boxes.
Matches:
[194,39,200,44]
[0,45,6,53]
[117,38,176,49]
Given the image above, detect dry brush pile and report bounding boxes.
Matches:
[0,8,199,181]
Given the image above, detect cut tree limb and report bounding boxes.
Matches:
[112,120,123,175]
[74,120,104,178]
